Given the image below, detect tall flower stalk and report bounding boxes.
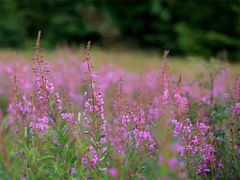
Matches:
[81,42,108,177]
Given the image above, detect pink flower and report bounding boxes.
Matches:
[158,154,164,165]
[61,113,75,124]
[109,168,118,177]
[81,155,88,164]
[70,168,76,176]
[167,158,178,170]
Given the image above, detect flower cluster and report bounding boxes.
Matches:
[30,116,50,135]
[8,95,32,125]
[171,118,220,175]
[82,91,107,168]
[233,102,240,116]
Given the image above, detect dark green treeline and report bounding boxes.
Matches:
[0,0,239,59]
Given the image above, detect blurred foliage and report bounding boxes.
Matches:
[0,0,240,60]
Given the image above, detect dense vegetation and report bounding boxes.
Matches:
[0,0,240,59]
[0,33,239,179]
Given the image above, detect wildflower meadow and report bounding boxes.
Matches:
[0,32,239,179]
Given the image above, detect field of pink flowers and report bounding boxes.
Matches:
[0,32,239,179]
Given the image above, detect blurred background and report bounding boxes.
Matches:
[0,0,240,61]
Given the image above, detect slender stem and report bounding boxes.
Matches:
[210,73,214,107]
[0,129,12,178]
